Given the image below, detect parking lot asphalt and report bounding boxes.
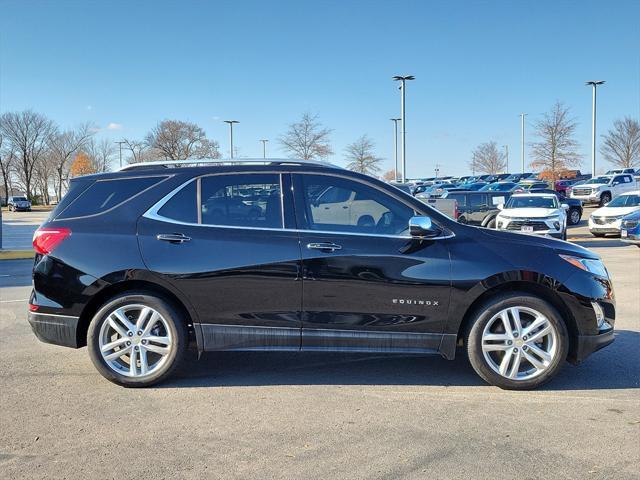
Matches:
[0,208,638,479]
[0,210,49,250]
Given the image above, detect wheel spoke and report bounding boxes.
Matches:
[508,350,522,379]
[104,345,131,361]
[145,335,171,345]
[139,347,149,375]
[510,308,523,336]
[135,307,152,331]
[522,349,546,371]
[108,316,129,338]
[499,349,514,376]
[129,348,138,376]
[527,344,552,364]
[522,315,548,337]
[527,324,553,343]
[101,337,128,353]
[144,343,170,355]
[141,312,161,337]
[499,311,513,338]
[113,309,136,333]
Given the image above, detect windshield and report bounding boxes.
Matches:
[13,197,27,201]
[480,183,515,192]
[584,176,610,185]
[607,195,640,208]
[506,196,558,209]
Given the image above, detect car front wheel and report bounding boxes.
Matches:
[568,208,581,225]
[87,292,188,387]
[466,292,568,390]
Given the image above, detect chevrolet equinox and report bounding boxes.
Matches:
[28,160,615,389]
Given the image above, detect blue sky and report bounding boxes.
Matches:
[1,0,638,176]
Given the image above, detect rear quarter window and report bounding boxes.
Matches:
[57,176,165,219]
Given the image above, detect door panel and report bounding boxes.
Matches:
[137,173,302,351]
[293,173,452,352]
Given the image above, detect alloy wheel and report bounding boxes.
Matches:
[481,306,558,381]
[570,209,580,225]
[98,304,174,378]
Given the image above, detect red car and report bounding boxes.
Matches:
[555,179,577,195]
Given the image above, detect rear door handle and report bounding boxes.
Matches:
[157,233,191,244]
[307,242,342,252]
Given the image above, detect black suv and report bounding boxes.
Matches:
[442,191,513,228]
[29,160,615,389]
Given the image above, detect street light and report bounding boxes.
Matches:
[393,75,415,183]
[586,81,605,178]
[115,141,126,168]
[390,118,401,181]
[519,113,527,173]
[223,120,239,159]
[260,139,268,159]
[503,145,509,172]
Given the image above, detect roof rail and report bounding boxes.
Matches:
[118,158,343,171]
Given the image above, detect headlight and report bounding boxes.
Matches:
[559,255,608,277]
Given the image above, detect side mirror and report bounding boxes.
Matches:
[497,203,504,210]
[561,203,570,210]
[409,216,441,238]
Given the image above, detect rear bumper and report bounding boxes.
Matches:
[28,311,80,348]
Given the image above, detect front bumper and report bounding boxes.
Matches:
[570,329,615,364]
[28,311,80,348]
[571,192,601,204]
[496,218,565,237]
[589,218,622,234]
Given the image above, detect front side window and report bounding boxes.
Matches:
[297,174,415,235]
[469,194,488,207]
[200,174,282,228]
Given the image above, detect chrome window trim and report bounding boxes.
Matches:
[142,170,455,240]
[145,171,286,229]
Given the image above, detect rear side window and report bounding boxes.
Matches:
[447,193,467,206]
[157,180,198,223]
[200,174,282,228]
[469,194,488,207]
[58,176,163,219]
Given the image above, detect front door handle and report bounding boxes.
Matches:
[157,233,191,244]
[307,242,342,252]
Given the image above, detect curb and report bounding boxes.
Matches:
[0,250,35,260]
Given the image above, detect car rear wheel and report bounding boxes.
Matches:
[466,293,568,390]
[600,192,611,206]
[592,232,606,237]
[87,292,187,387]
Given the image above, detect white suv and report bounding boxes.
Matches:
[588,191,640,237]
[495,193,568,240]
[570,174,637,206]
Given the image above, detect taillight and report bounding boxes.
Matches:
[454,200,459,220]
[33,227,71,255]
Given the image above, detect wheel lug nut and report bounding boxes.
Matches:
[523,346,528,351]
[142,340,147,345]
[127,331,133,337]
[134,346,139,351]
[126,341,131,346]
[513,348,518,352]
[513,332,519,338]
[522,336,527,341]
[507,340,513,345]
[137,331,142,336]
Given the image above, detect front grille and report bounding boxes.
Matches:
[593,216,622,225]
[506,220,548,231]
[572,188,592,196]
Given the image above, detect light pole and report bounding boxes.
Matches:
[503,145,509,172]
[115,140,126,168]
[435,163,441,179]
[393,75,415,183]
[224,120,239,159]
[519,114,527,173]
[260,139,268,159]
[390,118,401,181]
[586,81,605,178]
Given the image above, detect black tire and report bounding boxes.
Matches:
[568,208,581,226]
[465,292,569,390]
[486,218,496,229]
[562,229,567,241]
[592,232,606,238]
[87,291,188,387]
[600,192,611,206]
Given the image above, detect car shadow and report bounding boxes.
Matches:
[163,330,639,391]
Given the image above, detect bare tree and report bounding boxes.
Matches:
[530,102,581,181]
[469,141,507,174]
[279,112,333,160]
[87,138,116,172]
[382,169,398,181]
[122,139,150,164]
[0,110,56,201]
[48,123,94,201]
[33,150,57,205]
[344,135,382,176]
[600,117,640,169]
[145,120,221,160]
[0,133,17,202]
